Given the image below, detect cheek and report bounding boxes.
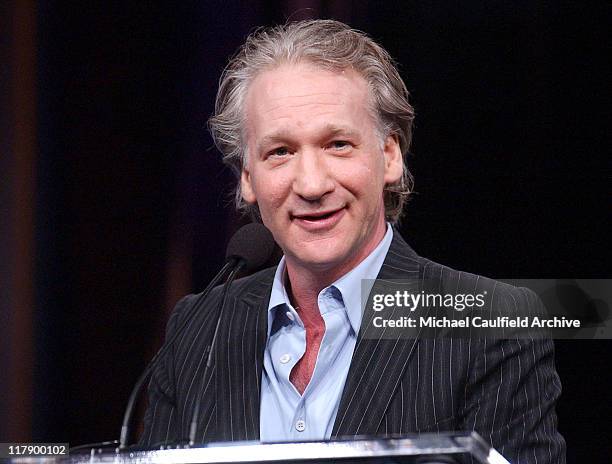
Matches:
[252,172,292,215]
[336,158,386,201]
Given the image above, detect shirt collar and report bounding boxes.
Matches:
[268,223,393,335]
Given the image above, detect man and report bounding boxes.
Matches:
[142,20,565,462]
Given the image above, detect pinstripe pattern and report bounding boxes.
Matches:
[141,230,566,463]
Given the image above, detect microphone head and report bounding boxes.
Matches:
[225,223,276,272]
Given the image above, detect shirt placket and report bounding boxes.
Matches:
[289,288,346,439]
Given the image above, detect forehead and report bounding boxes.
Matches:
[243,63,376,138]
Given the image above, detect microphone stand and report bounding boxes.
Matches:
[188,262,244,445]
[118,259,236,450]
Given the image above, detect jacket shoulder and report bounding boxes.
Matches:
[416,256,543,314]
[166,265,276,333]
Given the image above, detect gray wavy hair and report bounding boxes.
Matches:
[209,19,415,223]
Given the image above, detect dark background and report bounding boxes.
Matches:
[2,1,610,462]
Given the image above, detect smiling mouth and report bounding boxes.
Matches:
[291,207,346,229]
[293,210,339,221]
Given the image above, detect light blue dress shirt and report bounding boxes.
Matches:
[260,224,393,442]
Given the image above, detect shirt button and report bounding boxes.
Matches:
[286,311,295,321]
[295,420,306,432]
[280,353,291,364]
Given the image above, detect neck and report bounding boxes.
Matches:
[284,219,388,315]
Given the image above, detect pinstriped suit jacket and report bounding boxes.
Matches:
[141,230,566,463]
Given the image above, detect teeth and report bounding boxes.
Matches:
[294,209,342,221]
[304,212,333,220]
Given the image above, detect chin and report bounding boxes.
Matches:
[290,243,353,270]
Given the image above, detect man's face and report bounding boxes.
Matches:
[241,63,403,276]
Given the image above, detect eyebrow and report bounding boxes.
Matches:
[256,131,292,154]
[256,124,361,154]
[324,124,360,139]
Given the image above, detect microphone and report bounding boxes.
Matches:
[188,223,275,445]
[118,223,275,450]
[225,222,277,272]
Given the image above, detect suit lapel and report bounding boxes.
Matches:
[214,276,271,441]
[212,230,427,440]
[332,229,425,437]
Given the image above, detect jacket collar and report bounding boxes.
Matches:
[213,228,425,440]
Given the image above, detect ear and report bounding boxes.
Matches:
[240,167,257,204]
[382,134,404,184]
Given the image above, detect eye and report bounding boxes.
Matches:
[328,140,352,151]
[267,146,291,158]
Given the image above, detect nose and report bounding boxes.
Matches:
[292,149,335,201]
